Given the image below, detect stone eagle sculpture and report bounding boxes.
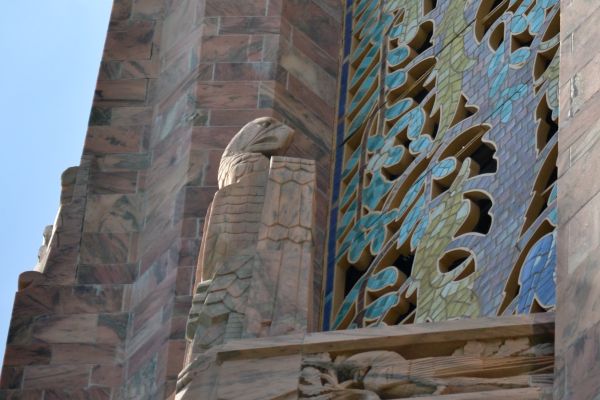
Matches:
[186,117,317,358]
[217,117,295,189]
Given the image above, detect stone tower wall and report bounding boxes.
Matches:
[555,1,600,399]
[0,0,341,398]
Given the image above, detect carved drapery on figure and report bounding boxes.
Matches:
[185,117,317,359]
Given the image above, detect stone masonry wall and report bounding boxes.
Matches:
[0,0,341,399]
[555,1,600,399]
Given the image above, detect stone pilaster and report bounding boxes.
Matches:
[555,1,600,399]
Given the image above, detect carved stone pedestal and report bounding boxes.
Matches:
[177,314,554,400]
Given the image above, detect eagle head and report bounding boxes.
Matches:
[223,117,294,158]
[218,118,295,188]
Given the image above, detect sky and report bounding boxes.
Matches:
[0,1,113,362]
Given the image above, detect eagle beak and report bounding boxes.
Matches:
[247,123,294,156]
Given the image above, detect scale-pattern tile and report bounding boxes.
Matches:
[325,0,559,330]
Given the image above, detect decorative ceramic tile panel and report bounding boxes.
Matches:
[325,0,559,330]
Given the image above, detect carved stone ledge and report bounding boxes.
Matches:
[177,313,554,400]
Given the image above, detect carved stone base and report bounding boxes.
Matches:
[176,313,554,400]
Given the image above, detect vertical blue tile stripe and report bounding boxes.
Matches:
[324,127,346,331]
[324,0,355,331]
[344,11,353,58]
[324,205,338,331]
[338,62,349,118]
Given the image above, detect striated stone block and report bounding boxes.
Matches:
[23,365,90,390]
[80,233,132,264]
[104,21,155,60]
[214,62,275,81]
[77,264,138,285]
[210,109,273,127]
[111,0,132,21]
[84,194,143,233]
[3,345,51,366]
[132,0,164,20]
[44,387,111,400]
[110,106,153,126]
[283,0,339,56]
[94,79,148,104]
[60,286,124,315]
[280,47,336,106]
[0,389,43,400]
[84,126,144,154]
[91,364,125,387]
[31,315,98,344]
[219,17,281,35]
[96,313,129,344]
[200,35,253,62]
[217,355,301,400]
[12,286,60,317]
[205,0,267,16]
[0,367,24,390]
[190,134,230,166]
[50,343,119,365]
[89,171,138,195]
[196,82,259,109]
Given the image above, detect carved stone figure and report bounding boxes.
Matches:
[186,117,316,358]
[34,224,53,272]
[300,339,554,399]
[217,117,294,189]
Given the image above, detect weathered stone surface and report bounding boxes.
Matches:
[556,0,600,399]
[2,0,341,398]
[217,355,301,400]
[177,314,554,400]
[186,118,316,361]
[301,347,553,398]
